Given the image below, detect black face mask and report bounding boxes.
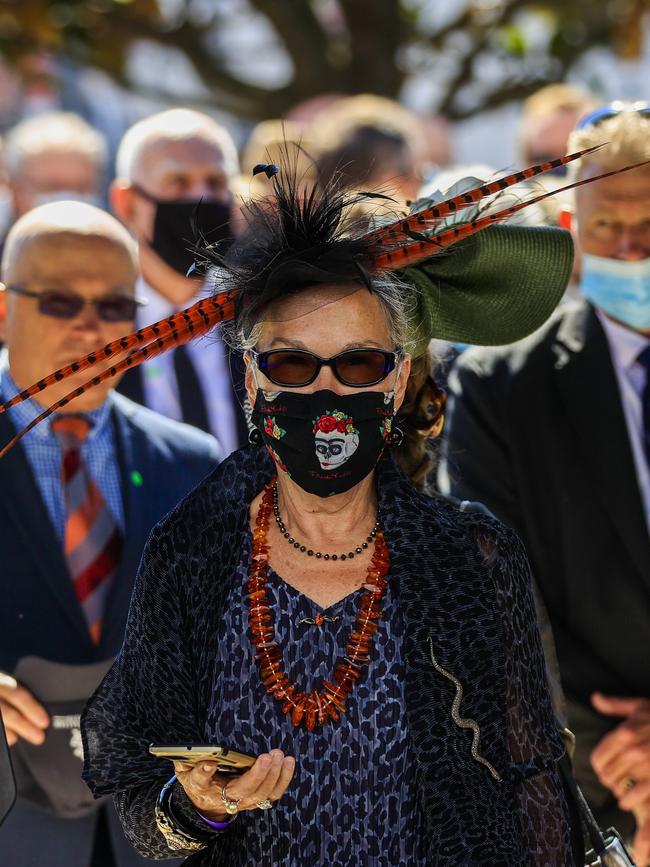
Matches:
[133,184,232,276]
[251,388,396,497]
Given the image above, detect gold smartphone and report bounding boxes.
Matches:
[149,744,256,775]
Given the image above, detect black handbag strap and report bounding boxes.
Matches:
[558,754,607,858]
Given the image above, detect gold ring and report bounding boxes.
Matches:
[621,776,636,792]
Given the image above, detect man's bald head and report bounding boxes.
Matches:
[0,201,140,412]
[2,200,137,284]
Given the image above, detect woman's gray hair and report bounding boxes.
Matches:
[228,274,412,354]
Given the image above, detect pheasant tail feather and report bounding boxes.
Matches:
[367,157,650,273]
[0,291,236,415]
[365,144,606,250]
[0,299,233,458]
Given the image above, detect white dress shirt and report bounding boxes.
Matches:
[135,277,240,456]
[597,309,650,531]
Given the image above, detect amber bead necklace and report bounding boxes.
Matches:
[247,478,390,731]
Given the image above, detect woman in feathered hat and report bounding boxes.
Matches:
[0,151,614,864]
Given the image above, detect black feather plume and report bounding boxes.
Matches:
[192,149,399,329]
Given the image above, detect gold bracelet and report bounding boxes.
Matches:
[155,776,209,852]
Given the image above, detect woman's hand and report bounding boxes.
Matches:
[173,749,295,822]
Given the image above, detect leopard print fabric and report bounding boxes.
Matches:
[82,447,572,866]
[196,536,429,866]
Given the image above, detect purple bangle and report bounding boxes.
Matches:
[195,810,233,831]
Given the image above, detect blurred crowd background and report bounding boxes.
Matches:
[1,0,650,235]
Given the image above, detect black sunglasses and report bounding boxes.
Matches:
[6,285,146,322]
[251,347,401,388]
[576,100,650,131]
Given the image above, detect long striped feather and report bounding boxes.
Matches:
[366,157,650,273]
[0,291,236,415]
[0,301,231,458]
[364,144,606,250]
[0,148,647,459]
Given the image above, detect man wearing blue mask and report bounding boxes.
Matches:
[439,103,650,865]
[111,109,248,455]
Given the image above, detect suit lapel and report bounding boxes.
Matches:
[99,400,149,654]
[115,365,145,406]
[0,413,90,644]
[553,302,650,587]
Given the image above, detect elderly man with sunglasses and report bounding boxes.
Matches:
[0,201,221,867]
[440,102,650,864]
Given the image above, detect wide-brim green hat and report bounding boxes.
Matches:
[402,224,574,357]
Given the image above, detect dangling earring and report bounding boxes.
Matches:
[388,425,404,447]
[248,427,264,447]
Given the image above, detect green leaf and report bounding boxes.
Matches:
[498,24,527,57]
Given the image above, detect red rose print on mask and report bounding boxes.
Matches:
[264,416,286,440]
[316,415,338,434]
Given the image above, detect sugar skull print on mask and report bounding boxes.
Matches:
[313,411,359,470]
[251,389,394,497]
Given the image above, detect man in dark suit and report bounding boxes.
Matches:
[0,201,221,867]
[439,106,650,864]
[110,108,248,454]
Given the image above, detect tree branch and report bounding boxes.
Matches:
[246,0,336,96]
[339,0,409,94]
[105,13,299,116]
[435,0,555,117]
[444,52,584,121]
[0,0,632,123]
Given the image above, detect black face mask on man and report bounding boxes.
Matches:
[132,184,231,277]
[251,388,397,497]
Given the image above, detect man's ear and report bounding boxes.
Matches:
[0,285,8,343]
[558,206,573,234]
[110,181,136,225]
[394,354,412,413]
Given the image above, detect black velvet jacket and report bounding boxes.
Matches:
[82,447,571,866]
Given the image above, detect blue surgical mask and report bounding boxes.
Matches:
[581,253,650,330]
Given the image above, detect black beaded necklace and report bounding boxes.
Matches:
[272,483,379,562]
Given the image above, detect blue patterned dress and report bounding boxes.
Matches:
[206,531,428,866]
[84,448,573,865]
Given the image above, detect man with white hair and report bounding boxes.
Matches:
[4,112,107,218]
[0,201,220,867]
[111,109,247,454]
[440,104,650,864]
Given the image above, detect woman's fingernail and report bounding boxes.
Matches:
[203,764,213,773]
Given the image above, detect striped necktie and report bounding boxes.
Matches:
[51,415,122,644]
